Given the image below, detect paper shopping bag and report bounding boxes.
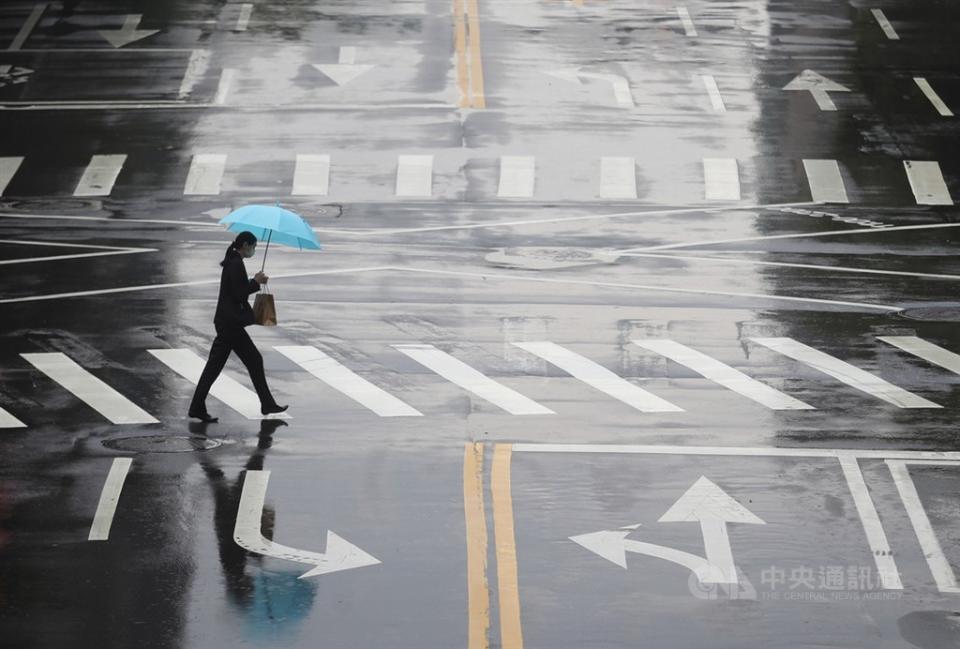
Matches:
[253,292,277,326]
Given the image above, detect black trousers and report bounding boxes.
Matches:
[189,323,277,413]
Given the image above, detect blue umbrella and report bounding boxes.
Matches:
[219,204,322,271]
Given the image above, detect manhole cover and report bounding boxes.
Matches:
[486,247,618,270]
[103,435,222,453]
[899,307,960,322]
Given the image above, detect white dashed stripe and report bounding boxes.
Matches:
[148,348,291,420]
[903,161,953,205]
[275,345,421,417]
[513,341,683,412]
[803,159,849,203]
[22,352,159,424]
[0,404,25,428]
[631,339,814,410]
[88,458,133,541]
[395,155,433,197]
[599,157,637,199]
[879,336,960,375]
[701,75,725,112]
[676,7,697,36]
[74,154,127,197]
[870,9,899,40]
[393,343,553,415]
[913,78,953,117]
[497,156,535,198]
[235,3,253,31]
[703,158,740,201]
[184,154,227,195]
[0,157,23,195]
[752,337,941,408]
[292,154,330,196]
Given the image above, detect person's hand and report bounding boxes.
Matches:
[254,271,269,284]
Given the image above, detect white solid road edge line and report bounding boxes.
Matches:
[838,456,903,589]
[89,458,133,541]
[886,460,960,593]
[510,443,960,461]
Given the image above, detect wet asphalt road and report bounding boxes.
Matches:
[2,0,960,648]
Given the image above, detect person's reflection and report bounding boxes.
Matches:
[196,420,316,635]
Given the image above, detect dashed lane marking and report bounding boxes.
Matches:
[879,336,960,374]
[870,8,899,40]
[803,159,849,203]
[183,154,227,195]
[702,158,740,201]
[88,458,133,541]
[395,155,434,197]
[0,157,23,195]
[913,78,954,117]
[497,156,536,198]
[292,154,331,196]
[903,160,953,205]
[74,154,127,197]
[676,7,697,36]
[235,3,253,31]
[701,74,725,112]
[599,157,637,199]
[8,4,46,51]
[214,69,235,105]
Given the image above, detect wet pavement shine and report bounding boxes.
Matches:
[1,0,960,648]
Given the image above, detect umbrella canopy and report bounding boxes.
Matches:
[219,204,321,251]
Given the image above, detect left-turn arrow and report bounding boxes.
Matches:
[234,470,381,579]
[99,15,159,48]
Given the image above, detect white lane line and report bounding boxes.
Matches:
[148,348,291,420]
[839,456,903,589]
[599,157,637,199]
[0,157,23,195]
[88,458,133,541]
[870,9,899,40]
[21,352,158,424]
[235,3,253,31]
[751,338,940,408]
[497,156,535,198]
[702,158,741,201]
[622,252,960,281]
[73,154,127,197]
[292,154,330,196]
[0,238,156,266]
[879,336,960,374]
[631,339,813,410]
[701,75,725,112]
[274,345,421,417]
[904,161,953,206]
[676,7,697,36]
[0,404,26,428]
[184,154,227,195]
[214,69,235,105]
[392,343,553,415]
[395,155,433,197]
[886,460,960,593]
[913,78,953,117]
[513,443,960,461]
[339,46,356,65]
[9,4,46,51]
[178,49,210,99]
[512,341,683,412]
[802,159,849,203]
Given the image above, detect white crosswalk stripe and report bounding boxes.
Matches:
[701,75,726,112]
[631,339,814,410]
[183,154,227,195]
[148,348,291,420]
[0,405,26,428]
[395,155,433,197]
[702,158,740,200]
[676,7,697,36]
[275,345,422,417]
[0,157,24,195]
[292,154,330,196]
[498,156,536,198]
[599,157,638,199]
[870,8,899,40]
[803,159,849,203]
[913,78,954,117]
[878,336,960,375]
[904,161,953,205]
[752,337,941,408]
[21,352,158,424]
[74,154,127,197]
[393,343,553,415]
[513,341,683,412]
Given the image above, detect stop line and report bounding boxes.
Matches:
[3,335,960,427]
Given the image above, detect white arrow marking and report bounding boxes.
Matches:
[235,470,380,579]
[545,68,635,107]
[784,70,850,111]
[658,476,765,584]
[99,15,160,48]
[312,47,375,86]
[570,529,728,584]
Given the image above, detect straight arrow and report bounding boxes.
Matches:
[234,470,381,579]
[545,67,635,108]
[99,14,159,48]
[784,70,850,111]
[313,46,375,86]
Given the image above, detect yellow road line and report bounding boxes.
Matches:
[453,0,470,107]
[464,443,490,649]
[465,0,486,108]
[492,444,523,649]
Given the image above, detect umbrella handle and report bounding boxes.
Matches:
[261,229,272,273]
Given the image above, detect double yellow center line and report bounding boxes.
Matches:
[454,0,486,108]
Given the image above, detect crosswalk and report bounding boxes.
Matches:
[0,152,953,205]
[3,335,960,427]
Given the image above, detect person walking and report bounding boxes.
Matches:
[188,231,288,422]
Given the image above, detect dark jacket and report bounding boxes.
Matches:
[214,250,261,327]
